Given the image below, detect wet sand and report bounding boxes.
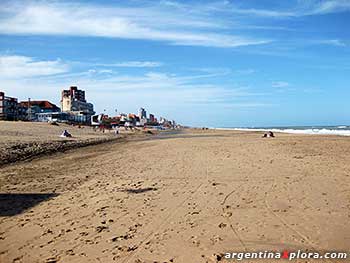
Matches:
[0,129,349,263]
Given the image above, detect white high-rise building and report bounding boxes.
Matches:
[61,86,95,124]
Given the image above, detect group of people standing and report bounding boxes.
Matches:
[262,131,275,138]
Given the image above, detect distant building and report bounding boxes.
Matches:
[19,100,60,113]
[137,107,148,126]
[159,117,174,128]
[149,114,155,123]
[139,118,147,126]
[17,104,28,121]
[127,113,138,126]
[119,113,127,122]
[61,86,95,124]
[18,100,60,121]
[37,112,70,123]
[0,91,18,121]
[61,86,94,113]
[138,107,147,119]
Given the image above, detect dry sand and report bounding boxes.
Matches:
[0,128,349,263]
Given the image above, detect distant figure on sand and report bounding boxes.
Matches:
[114,126,119,135]
[262,131,275,138]
[61,130,72,138]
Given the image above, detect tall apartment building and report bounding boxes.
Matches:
[0,91,18,120]
[61,86,95,123]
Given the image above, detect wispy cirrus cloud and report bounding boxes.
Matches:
[0,1,270,48]
[0,55,165,80]
[212,0,350,18]
[272,81,290,88]
[235,69,256,75]
[1,55,268,117]
[96,61,163,68]
[317,39,347,47]
[308,0,350,15]
[0,1,347,51]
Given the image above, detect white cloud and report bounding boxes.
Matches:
[1,66,267,113]
[272,81,290,88]
[230,8,295,18]
[213,0,350,18]
[87,69,114,74]
[97,61,163,68]
[235,69,256,75]
[0,52,270,125]
[309,0,350,15]
[318,39,346,47]
[0,55,69,78]
[97,69,113,74]
[0,1,270,48]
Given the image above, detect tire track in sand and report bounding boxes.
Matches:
[264,179,318,250]
[123,143,212,262]
[121,181,205,263]
[220,184,248,252]
[264,180,334,263]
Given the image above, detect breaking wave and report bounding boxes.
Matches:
[216,127,350,136]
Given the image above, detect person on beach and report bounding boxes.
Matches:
[114,126,120,135]
[61,130,72,138]
[262,131,275,138]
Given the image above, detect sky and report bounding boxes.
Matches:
[0,0,349,127]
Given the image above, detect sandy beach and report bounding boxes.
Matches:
[0,128,349,263]
[0,121,140,166]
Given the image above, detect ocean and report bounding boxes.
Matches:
[216,125,350,136]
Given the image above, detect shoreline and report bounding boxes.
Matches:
[214,127,350,136]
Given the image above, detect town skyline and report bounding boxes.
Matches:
[1,0,350,127]
[1,87,174,127]
[0,88,170,126]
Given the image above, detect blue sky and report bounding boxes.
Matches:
[0,0,349,127]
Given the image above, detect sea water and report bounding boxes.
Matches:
[216,126,350,136]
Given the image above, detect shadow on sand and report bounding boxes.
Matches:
[0,193,59,216]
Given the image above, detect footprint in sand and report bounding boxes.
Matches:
[222,211,232,217]
[190,235,200,246]
[96,225,109,233]
[218,222,227,228]
[210,235,223,244]
[45,256,59,263]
